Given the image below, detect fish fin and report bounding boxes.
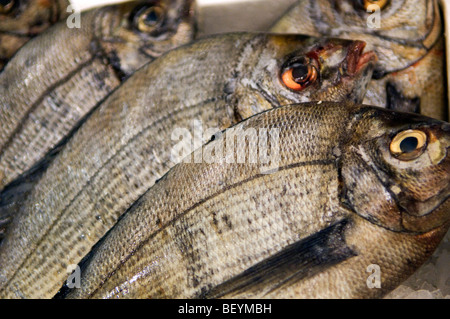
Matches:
[199,218,357,299]
[386,82,420,114]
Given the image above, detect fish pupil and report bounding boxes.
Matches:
[144,9,159,26]
[292,64,309,82]
[0,0,12,5]
[400,137,418,153]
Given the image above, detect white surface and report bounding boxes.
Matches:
[70,0,270,10]
[197,0,263,4]
[70,0,131,11]
[195,0,296,36]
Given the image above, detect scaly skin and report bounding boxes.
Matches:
[0,33,376,299]
[0,0,195,191]
[64,102,450,299]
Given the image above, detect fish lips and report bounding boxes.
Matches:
[401,192,450,233]
[344,41,378,77]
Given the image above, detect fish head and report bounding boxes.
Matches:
[97,0,195,78]
[0,0,70,68]
[340,105,450,233]
[320,0,437,38]
[271,0,442,76]
[233,35,376,119]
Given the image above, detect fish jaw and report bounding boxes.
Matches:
[344,41,378,77]
[340,41,378,103]
[306,39,377,104]
[398,123,450,232]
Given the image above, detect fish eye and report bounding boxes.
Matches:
[133,4,165,34]
[389,130,427,161]
[281,58,318,91]
[357,0,389,10]
[0,0,16,14]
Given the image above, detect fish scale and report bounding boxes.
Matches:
[1,34,244,297]
[0,0,196,191]
[64,102,450,299]
[76,154,344,297]
[0,21,96,150]
[0,58,121,180]
[0,32,376,299]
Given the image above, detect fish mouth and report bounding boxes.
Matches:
[345,41,377,76]
[401,193,450,233]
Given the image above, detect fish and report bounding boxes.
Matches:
[270,0,447,120]
[61,101,450,299]
[0,0,71,71]
[0,0,195,192]
[0,33,376,299]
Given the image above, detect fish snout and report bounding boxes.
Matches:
[344,40,377,76]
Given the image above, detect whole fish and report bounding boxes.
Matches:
[63,101,450,299]
[0,33,376,299]
[0,0,195,192]
[270,0,447,120]
[0,0,70,71]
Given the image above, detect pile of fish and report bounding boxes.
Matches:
[0,0,448,299]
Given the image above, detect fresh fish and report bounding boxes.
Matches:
[0,33,376,299]
[0,0,195,192]
[270,0,447,120]
[63,101,450,299]
[0,0,70,71]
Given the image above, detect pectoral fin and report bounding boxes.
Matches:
[199,218,357,299]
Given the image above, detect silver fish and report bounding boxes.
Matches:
[0,0,195,192]
[63,101,450,299]
[0,33,376,299]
